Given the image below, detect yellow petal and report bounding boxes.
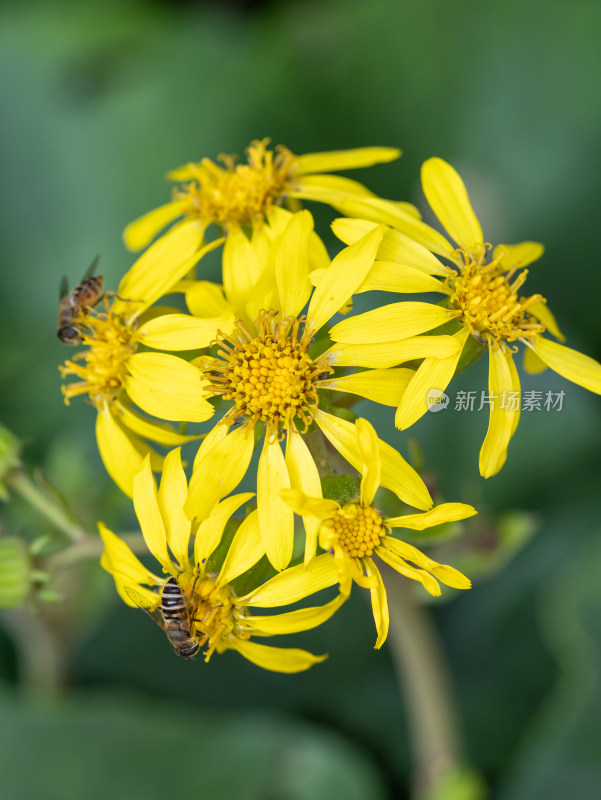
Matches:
[357,260,448,295]
[306,225,384,333]
[133,455,172,570]
[157,448,190,569]
[309,229,331,273]
[493,242,545,270]
[529,337,601,394]
[191,417,227,468]
[114,402,203,446]
[137,313,235,351]
[386,502,477,530]
[388,201,422,219]
[285,430,323,565]
[279,489,340,520]
[240,553,339,608]
[523,345,547,375]
[479,347,520,478]
[337,197,458,262]
[243,594,346,637]
[296,173,376,200]
[506,348,521,439]
[274,209,314,318]
[96,407,149,498]
[115,223,203,317]
[395,328,469,429]
[166,162,198,181]
[186,424,254,521]
[186,281,233,318]
[295,146,401,175]
[315,410,432,510]
[363,559,388,649]
[194,492,256,572]
[223,224,269,320]
[331,218,449,276]
[257,437,294,571]
[528,302,565,342]
[266,205,294,234]
[376,544,441,596]
[98,522,161,589]
[325,335,461,368]
[217,509,265,586]
[123,199,190,251]
[356,418,381,506]
[125,353,214,423]
[383,537,471,590]
[330,302,453,344]
[317,368,413,406]
[231,640,327,673]
[421,158,483,250]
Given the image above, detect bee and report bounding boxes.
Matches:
[57,256,104,345]
[126,577,200,659]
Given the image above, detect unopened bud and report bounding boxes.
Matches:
[0,424,21,501]
[0,537,32,607]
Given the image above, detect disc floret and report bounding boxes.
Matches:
[205,310,332,437]
[323,503,386,559]
[186,575,250,662]
[60,306,138,408]
[449,246,546,344]
[174,139,296,229]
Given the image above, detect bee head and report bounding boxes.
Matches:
[58,326,82,345]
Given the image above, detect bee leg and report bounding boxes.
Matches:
[194,605,223,625]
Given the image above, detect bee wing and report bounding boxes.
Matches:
[59,276,69,300]
[83,254,101,280]
[124,586,165,631]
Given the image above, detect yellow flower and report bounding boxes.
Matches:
[123,138,404,263]
[59,226,225,497]
[100,451,344,673]
[281,419,474,647]
[332,158,601,477]
[143,213,461,572]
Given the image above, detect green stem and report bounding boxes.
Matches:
[384,570,463,799]
[0,608,68,698]
[304,429,334,477]
[9,469,87,543]
[45,532,147,572]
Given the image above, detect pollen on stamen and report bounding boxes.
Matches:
[59,306,138,408]
[203,309,333,438]
[172,139,298,229]
[190,577,249,662]
[449,247,547,343]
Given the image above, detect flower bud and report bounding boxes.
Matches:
[0,424,21,501]
[0,537,32,607]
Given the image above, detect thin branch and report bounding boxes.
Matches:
[384,568,463,799]
[8,469,87,543]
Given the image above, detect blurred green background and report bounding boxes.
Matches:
[1,0,601,797]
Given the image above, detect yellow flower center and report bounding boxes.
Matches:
[188,576,249,661]
[173,139,297,229]
[204,310,332,437]
[59,306,138,409]
[449,247,546,344]
[326,503,385,559]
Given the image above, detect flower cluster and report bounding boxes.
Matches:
[57,139,601,670]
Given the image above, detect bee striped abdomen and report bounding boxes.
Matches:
[159,577,200,659]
